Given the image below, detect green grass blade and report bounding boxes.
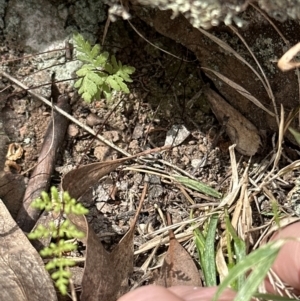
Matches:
[203,214,218,286]
[234,255,275,301]
[289,127,300,146]
[225,211,246,289]
[194,228,206,253]
[213,240,284,301]
[174,176,222,198]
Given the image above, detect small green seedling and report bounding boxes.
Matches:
[28,186,89,295]
[193,213,218,286]
[73,33,135,102]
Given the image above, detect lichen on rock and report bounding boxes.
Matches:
[108,0,300,29]
[109,0,249,28]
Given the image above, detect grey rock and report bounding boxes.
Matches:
[5,0,67,52]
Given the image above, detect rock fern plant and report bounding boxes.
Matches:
[28,186,88,295]
[73,33,135,102]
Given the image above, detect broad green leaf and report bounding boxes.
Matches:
[174,176,222,198]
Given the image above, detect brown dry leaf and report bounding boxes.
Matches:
[62,159,125,198]
[0,171,25,218]
[64,211,134,301]
[278,42,300,71]
[62,159,137,301]
[0,198,57,301]
[204,88,261,156]
[82,219,134,301]
[155,229,202,287]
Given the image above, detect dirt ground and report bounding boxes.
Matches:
[1,14,300,295]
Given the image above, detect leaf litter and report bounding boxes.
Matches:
[0,199,57,301]
[2,11,300,301]
[153,213,202,287]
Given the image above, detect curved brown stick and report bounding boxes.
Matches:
[16,95,70,232]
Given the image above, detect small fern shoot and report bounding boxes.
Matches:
[28,186,88,295]
[73,33,135,102]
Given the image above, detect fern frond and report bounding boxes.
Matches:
[73,33,135,102]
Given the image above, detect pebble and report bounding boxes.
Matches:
[86,113,102,126]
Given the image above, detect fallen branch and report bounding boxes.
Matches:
[1,71,132,157]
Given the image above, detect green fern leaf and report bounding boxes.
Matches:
[111,55,119,71]
[81,92,92,103]
[73,33,135,102]
[95,52,109,67]
[115,75,129,93]
[104,62,113,74]
[73,33,89,51]
[88,72,105,86]
[106,76,121,91]
[116,65,135,82]
[122,65,135,75]
[90,44,101,59]
[86,78,98,95]
[76,54,92,64]
[76,64,94,77]
[74,78,82,89]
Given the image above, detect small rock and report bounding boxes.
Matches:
[103,131,120,142]
[132,123,144,139]
[67,124,79,137]
[86,113,102,127]
[165,124,190,147]
[94,145,111,161]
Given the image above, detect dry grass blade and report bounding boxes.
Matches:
[229,144,239,191]
[278,42,300,71]
[197,27,270,97]
[272,106,285,169]
[256,106,285,191]
[218,145,244,209]
[250,4,289,46]
[102,17,110,46]
[228,25,278,125]
[128,20,193,62]
[231,171,249,232]
[202,67,275,117]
